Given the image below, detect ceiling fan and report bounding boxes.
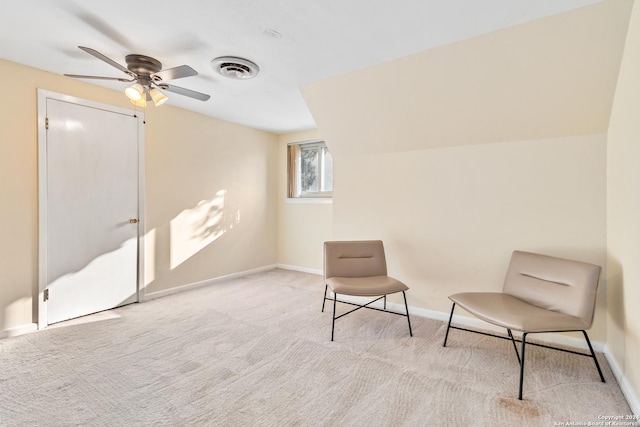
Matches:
[64,46,210,106]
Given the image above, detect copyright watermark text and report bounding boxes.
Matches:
[552,415,639,426]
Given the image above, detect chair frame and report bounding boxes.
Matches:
[322,285,413,341]
[443,302,605,400]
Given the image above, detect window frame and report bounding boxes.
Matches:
[287,140,333,199]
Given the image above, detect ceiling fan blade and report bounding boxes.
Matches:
[64,74,134,82]
[159,84,210,101]
[152,65,198,82]
[78,46,132,76]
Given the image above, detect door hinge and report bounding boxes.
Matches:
[45,117,49,130]
[44,288,49,301]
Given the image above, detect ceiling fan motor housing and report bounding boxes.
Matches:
[125,54,162,76]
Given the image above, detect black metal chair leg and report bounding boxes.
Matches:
[518,332,528,400]
[402,291,413,337]
[331,292,337,341]
[507,329,521,364]
[443,303,456,347]
[583,330,605,382]
[322,284,328,312]
[327,292,413,340]
[383,295,387,310]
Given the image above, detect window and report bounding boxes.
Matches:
[288,140,333,198]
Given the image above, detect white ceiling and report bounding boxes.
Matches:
[0,0,601,134]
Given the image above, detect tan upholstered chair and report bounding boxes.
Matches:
[322,240,412,341]
[443,250,605,400]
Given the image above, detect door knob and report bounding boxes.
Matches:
[129,218,139,224]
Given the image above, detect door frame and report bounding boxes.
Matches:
[37,89,146,329]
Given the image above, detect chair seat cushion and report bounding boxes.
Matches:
[327,275,408,297]
[449,292,589,332]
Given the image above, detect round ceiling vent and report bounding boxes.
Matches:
[211,56,260,80]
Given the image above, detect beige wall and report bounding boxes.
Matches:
[0,58,278,331]
[143,102,278,294]
[277,130,332,272]
[607,0,640,413]
[301,2,631,340]
[331,135,608,338]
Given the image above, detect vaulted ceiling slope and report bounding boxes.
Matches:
[302,1,633,155]
[0,0,607,133]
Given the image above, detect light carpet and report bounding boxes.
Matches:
[0,269,632,426]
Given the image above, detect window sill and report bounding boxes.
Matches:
[285,198,333,205]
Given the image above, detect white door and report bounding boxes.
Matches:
[45,98,140,324]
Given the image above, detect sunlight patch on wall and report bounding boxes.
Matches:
[144,228,156,287]
[169,190,240,270]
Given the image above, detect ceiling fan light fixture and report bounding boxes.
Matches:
[149,87,168,106]
[125,83,144,101]
[130,95,147,107]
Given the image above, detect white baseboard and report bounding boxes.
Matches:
[277,263,323,276]
[603,345,640,416]
[0,323,38,340]
[143,264,278,301]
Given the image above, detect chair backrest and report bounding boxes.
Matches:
[324,240,388,279]
[502,250,601,328]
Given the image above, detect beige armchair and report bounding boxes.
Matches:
[322,240,412,341]
[443,250,605,400]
